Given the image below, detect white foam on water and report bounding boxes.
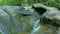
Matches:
[31,19,41,34]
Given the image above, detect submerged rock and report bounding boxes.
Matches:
[0,6,40,34]
[31,3,60,34]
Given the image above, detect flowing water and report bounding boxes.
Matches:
[31,19,41,34]
[0,6,60,34]
[31,6,60,34]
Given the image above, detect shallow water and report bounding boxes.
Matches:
[0,6,40,34]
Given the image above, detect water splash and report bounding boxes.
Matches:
[31,19,41,34]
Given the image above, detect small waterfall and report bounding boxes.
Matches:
[31,19,41,34]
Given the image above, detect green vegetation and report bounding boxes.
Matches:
[0,0,60,8]
[0,0,21,6]
[0,0,60,34]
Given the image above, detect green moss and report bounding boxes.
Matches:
[25,24,33,32]
[0,32,2,34]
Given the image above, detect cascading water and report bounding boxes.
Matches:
[31,4,60,34]
[0,5,60,34]
[31,19,41,34]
